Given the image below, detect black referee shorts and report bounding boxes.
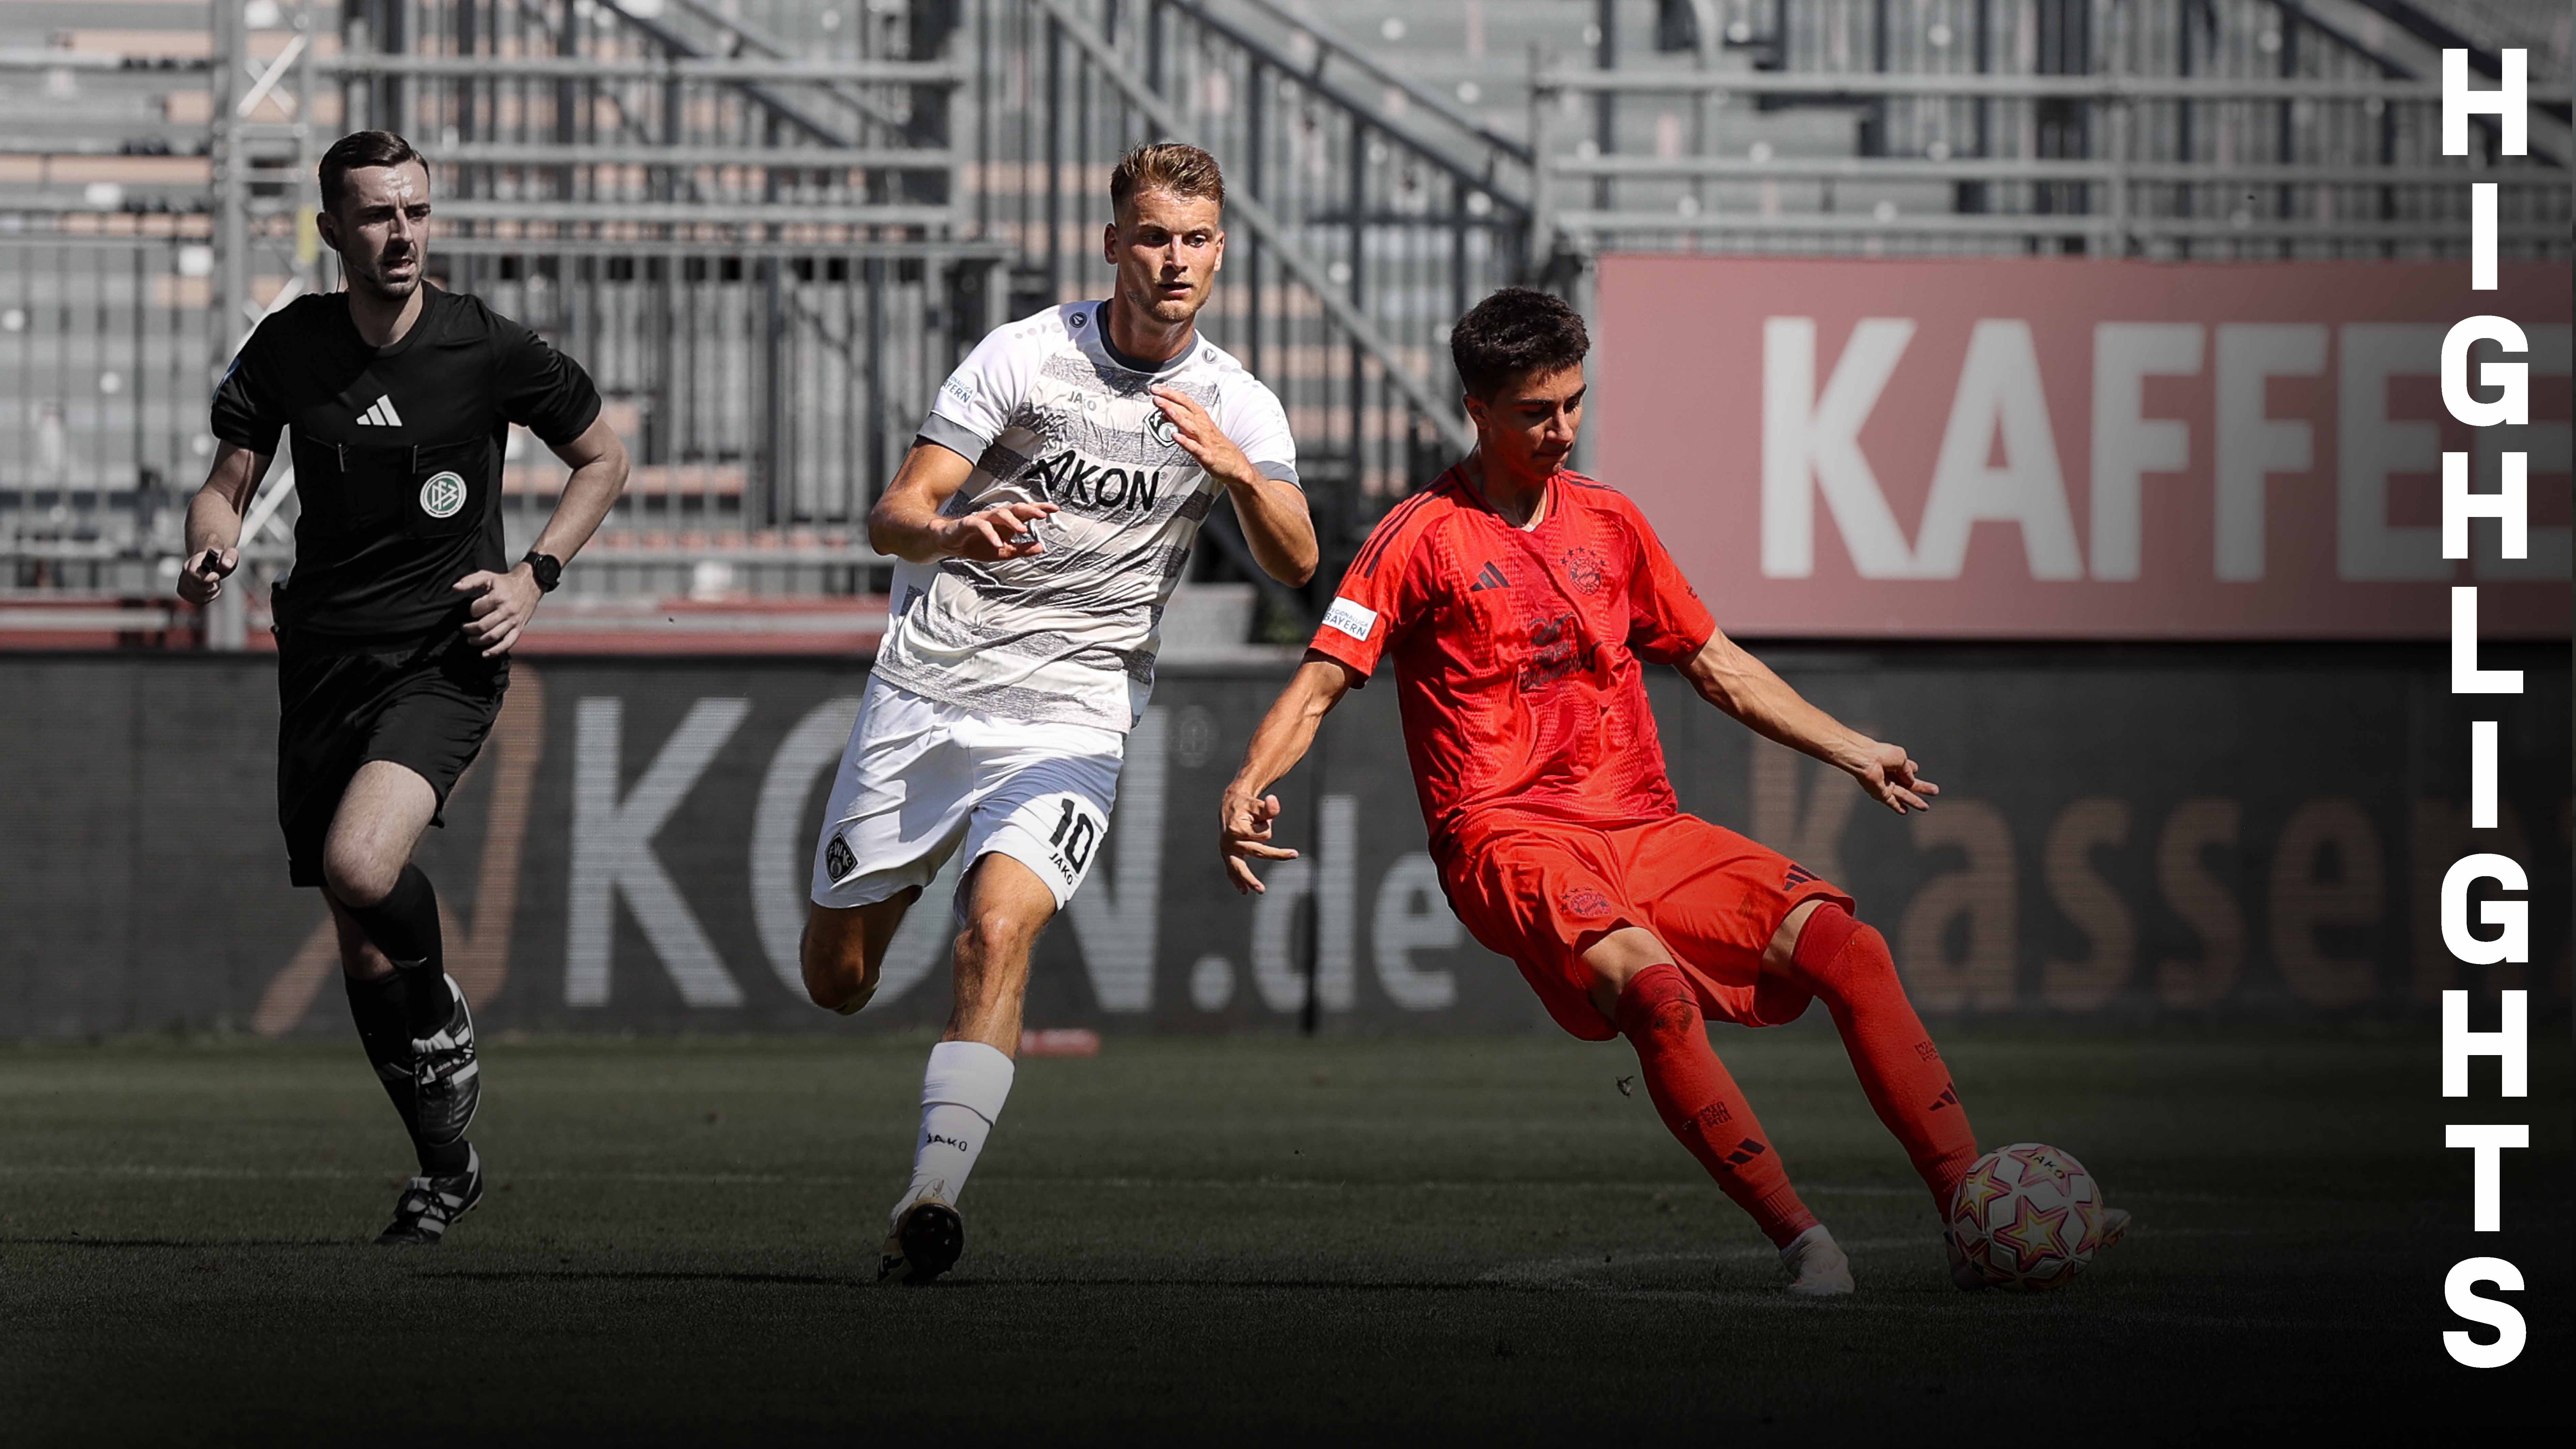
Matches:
[275,626,509,889]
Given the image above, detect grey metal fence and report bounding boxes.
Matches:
[313,1,999,576]
[0,229,217,591]
[4,0,2564,622]
[973,0,1529,588]
[1530,0,2572,261]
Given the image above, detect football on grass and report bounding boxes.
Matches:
[1949,1143,2104,1292]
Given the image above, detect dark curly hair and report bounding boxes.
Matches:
[1450,287,1589,399]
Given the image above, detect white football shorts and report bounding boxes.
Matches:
[808,675,1125,914]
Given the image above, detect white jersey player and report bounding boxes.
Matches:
[801,143,1316,1283]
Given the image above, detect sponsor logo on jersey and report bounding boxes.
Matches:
[1322,596,1377,641]
[417,471,468,519]
[354,394,404,427]
[1516,612,1599,692]
[1467,561,1508,593]
[1031,450,1164,514]
[924,1132,972,1153]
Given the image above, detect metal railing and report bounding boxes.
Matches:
[226,1,1008,609]
[0,231,213,592]
[979,0,1528,576]
[1529,0,2572,263]
[9,0,2566,632]
[4,1,1018,621]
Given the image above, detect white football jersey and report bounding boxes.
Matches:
[872,301,1297,732]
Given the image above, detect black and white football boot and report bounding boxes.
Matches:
[877,1197,965,1285]
[376,1146,484,1246]
[410,975,480,1147]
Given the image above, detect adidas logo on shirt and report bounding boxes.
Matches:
[354,395,404,427]
[1468,561,1507,592]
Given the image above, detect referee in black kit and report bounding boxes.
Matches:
[178,131,628,1244]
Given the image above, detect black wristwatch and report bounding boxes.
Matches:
[522,550,563,593]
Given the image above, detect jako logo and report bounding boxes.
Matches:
[925,1133,971,1152]
[1034,451,1162,513]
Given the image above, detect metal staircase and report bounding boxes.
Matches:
[2,1,2565,632]
[982,0,1537,597]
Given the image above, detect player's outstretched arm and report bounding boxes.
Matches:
[176,443,272,606]
[1149,385,1316,586]
[455,415,631,657]
[1217,656,1356,893]
[867,439,1059,564]
[1679,626,1939,816]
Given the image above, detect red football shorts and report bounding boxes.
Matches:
[1441,812,1855,1042]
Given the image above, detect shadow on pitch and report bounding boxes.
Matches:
[423,1269,1719,1295]
[426,1268,848,1289]
[0,1236,353,1250]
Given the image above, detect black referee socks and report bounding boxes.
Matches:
[341,971,472,1177]
[342,863,452,1039]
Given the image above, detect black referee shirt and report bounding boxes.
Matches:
[211,287,602,641]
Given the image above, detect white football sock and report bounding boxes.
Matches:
[893,1039,1015,1225]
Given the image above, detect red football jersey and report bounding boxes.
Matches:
[1306,465,1717,855]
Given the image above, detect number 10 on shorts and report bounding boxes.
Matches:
[1045,797,1102,883]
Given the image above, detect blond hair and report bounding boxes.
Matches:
[1109,141,1224,216]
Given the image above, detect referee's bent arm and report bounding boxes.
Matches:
[453,415,630,657]
[178,443,274,605]
[528,416,629,566]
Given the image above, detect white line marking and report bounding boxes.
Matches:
[0,1163,2456,1215]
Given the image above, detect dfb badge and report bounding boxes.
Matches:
[418,471,468,520]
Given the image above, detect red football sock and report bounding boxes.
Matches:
[1613,963,1818,1248]
[1791,906,1980,1214]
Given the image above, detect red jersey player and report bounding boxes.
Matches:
[1218,288,2124,1294]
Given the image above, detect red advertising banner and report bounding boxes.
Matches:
[1592,257,2571,639]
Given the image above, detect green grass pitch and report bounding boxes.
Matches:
[3,1024,2567,1443]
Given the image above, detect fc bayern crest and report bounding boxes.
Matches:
[1558,884,1613,918]
[418,471,468,519]
[1559,545,1608,595]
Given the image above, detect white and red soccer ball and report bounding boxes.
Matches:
[1948,1143,2105,1292]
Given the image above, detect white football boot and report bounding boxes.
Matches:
[1780,1224,1855,1296]
[2093,1206,2133,1254]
